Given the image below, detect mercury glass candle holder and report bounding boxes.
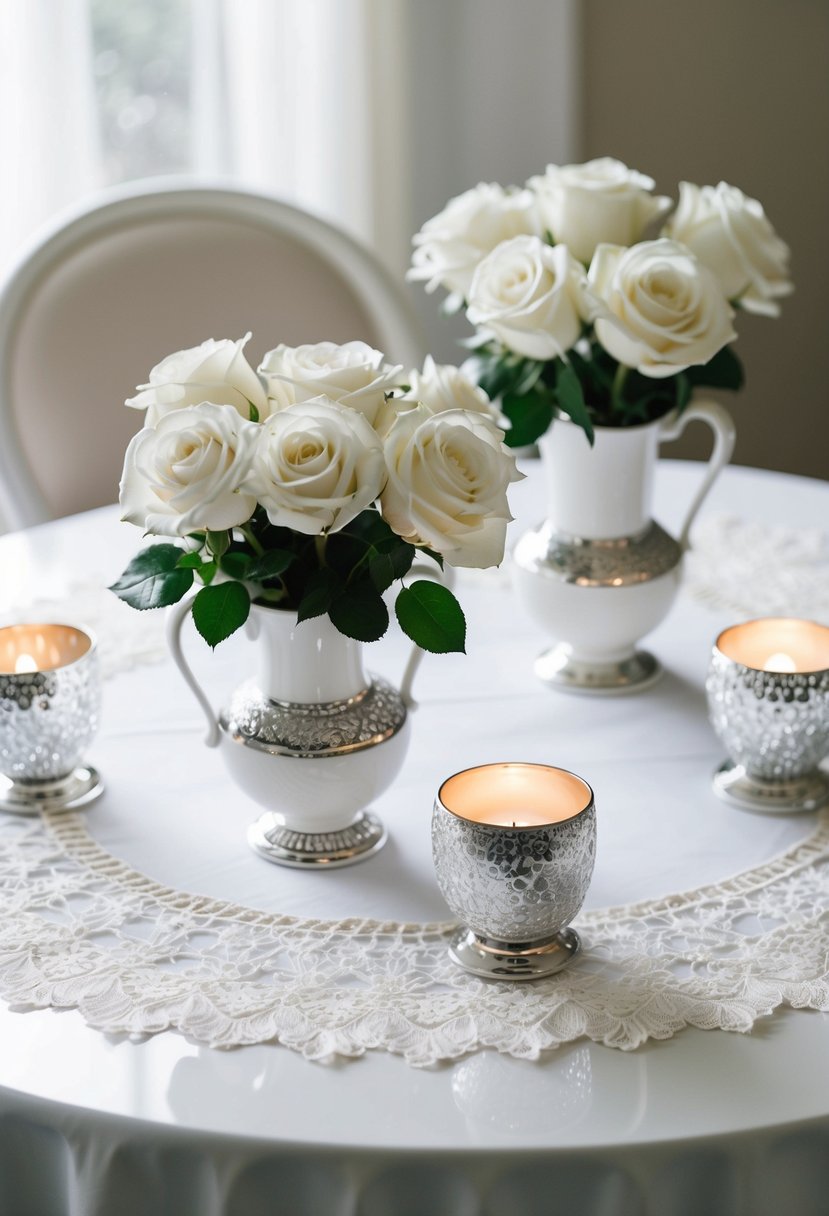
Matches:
[432,762,596,980]
[0,623,103,814]
[706,618,829,814]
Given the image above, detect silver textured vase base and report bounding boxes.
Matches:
[448,926,581,981]
[0,765,104,816]
[713,760,829,815]
[247,810,387,868]
[534,644,663,695]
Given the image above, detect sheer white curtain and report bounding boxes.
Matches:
[0,0,411,281]
[0,0,101,274]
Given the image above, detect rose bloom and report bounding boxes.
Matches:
[408,183,542,298]
[126,334,267,427]
[589,239,737,378]
[120,402,258,536]
[528,157,671,266]
[381,405,522,569]
[242,396,386,535]
[376,356,498,437]
[467,236,598,361]
[663,181,792,317]
[258,341,402,430]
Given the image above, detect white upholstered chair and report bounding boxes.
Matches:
[0,180,426,530]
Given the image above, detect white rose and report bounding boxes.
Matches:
[589,239,737,378]
[528,157,671,265]
[408,183,543,298]
[375,356,498,438]
[466,236,598,361]
[119,403,258,536]
[663,181,792,317]
[126,334,267,426]
[258,341,402,429]
[242,397,386,536]
[381,405,522,569]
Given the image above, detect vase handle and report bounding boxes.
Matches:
[658,399,736,550]
[165,594,221,749]
[399,560,457,711]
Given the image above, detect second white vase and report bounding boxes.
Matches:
[512,399,736,694]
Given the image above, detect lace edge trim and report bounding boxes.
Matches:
[41,806,829,939]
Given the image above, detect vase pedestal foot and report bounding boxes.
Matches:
[247,810,387,868]
[534,644,663,696]
[712,761,829,815]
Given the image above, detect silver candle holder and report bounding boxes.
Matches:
[432,762,596,980]
[706,617,829,814]
[0,623,103,814]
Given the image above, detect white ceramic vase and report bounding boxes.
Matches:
[167,600,426,868]
[512,399,736,693]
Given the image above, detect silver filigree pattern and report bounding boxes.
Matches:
[432,801,597,943]
[707,650,829,781]
[522,520,682,587]
[219,675,407,757]
[0,648,100,780]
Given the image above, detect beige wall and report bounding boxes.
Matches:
[582,0,829,481]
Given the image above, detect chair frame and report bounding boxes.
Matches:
[0,178,426,529]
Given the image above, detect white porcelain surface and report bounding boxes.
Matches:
[0,463,828,1209]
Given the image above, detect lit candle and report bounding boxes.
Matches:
[715,618,829,675]
[0,624,92,675]
[438,762,592,828]
[0,623,102,813]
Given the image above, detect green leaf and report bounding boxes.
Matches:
[296,568,341,623]
[191,581,250,648]
[109,545,193,611]
[501,385,555,448]
[198,560,217,585]
[329,582,389,643]
[248,401,260,423]
[556,361,594,446]
[368,541,415,592]
[219,550,253,580]
[688,345,745,392]
[395,581,466,654]
[417,546,444,570]
[206,529,230,558]
[176,552,204,569]
[245,549,294,582]
[477,354,519,402]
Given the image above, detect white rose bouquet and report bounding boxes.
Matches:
[110,337,521,652]
[409,158,792,446]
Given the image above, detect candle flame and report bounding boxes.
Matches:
[763,651,797,673]
[14,653,37,674]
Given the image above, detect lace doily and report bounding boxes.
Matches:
[1,808,828,1066]
[686,514,829,621]
[2,580,167,678]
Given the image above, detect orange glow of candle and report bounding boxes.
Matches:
[716,618,829,674]
[439,763,592,828]
[0,624,92,675]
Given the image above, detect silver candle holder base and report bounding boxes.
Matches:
[0,765,104,816]
[534,644,662,695]
[449,926,581,981]
[713,760,829,815]
[247,810,387,868]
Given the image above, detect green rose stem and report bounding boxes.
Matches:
[610,363,630,420]
[241,526,265,557]
[314,534,328,569]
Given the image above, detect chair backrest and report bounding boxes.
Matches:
[0,180,426,529]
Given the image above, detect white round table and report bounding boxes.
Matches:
[1,460,828,1216]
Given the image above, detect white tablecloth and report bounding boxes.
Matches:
[1,459,829,1215]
